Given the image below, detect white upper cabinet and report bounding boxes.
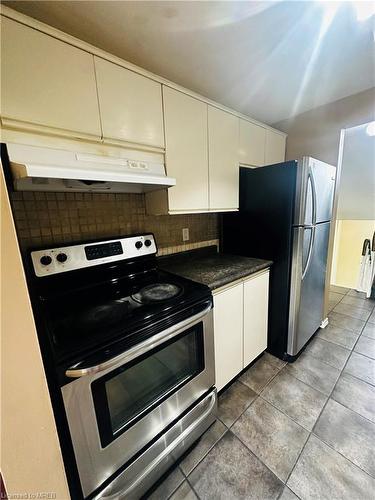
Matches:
[239,119,266,167]
[208,107,239,211]
[0,17,101,138]
[163,87,209,212]
[94,57,164,148]
[265,130,286,165]
[1,11,286,208]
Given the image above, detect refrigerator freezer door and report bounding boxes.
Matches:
[293,157,336,226]
[310,158,336,223]
[294,157,314,226]
[288,222,331,356]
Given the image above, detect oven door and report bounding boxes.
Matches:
[61,301,214,498]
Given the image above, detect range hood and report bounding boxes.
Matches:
[6,143,176,193]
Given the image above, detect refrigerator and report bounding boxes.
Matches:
[222,157,336,361]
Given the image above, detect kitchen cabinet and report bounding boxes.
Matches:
[162,87,209,212]
[213,269,270,391]
[213,282,243,391]
[1,10,287,209]
[239,119,266,167]
[243,271,269,367]
[1,17,101,139]
[146,95,240,214]
[208,106,239,210]
[265,130,286,165]
[94,57,164,148]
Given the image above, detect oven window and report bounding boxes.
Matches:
[92,324,204,447]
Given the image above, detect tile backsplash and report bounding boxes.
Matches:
[10,191,220,254]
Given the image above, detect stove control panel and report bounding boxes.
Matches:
[31,234,157,277]
[85,241,123,261]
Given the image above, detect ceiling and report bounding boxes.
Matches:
[3,0,375,124]
[337,122,375,220]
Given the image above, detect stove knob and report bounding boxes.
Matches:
[144,239,152,247]
[135,241,143,250]
[40,255,52,266]
[56,253,68,263]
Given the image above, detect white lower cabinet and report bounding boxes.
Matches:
[243,271,269,367]
[213,270,269,391]
[213,283,243,391]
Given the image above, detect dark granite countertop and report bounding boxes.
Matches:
[158,246,272,290]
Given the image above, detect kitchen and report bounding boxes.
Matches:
[1,2,375,500]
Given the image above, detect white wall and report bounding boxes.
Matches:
[331,121,375,288]
[0,166,70,498]
[332,220,375,288]
[274,87,375,165]
[337,122,375,220]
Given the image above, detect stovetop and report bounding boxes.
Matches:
[41,268,210,361]
[28,234,212,369]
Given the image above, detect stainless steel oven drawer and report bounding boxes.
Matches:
[62,303,215,498]
[94,389,217,500]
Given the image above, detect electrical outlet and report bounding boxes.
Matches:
[182,228,189,241]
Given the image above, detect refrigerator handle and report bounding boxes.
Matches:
[308,166,317,225]
[302,226,316,280]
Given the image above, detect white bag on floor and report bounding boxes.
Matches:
[368,233,375,298]
[356,238,373,297]
[368,250,375,298]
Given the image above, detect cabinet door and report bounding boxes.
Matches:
[94,57,164,148]
[163,87,209,212]
[208,106,239,210]
[265,130,286,165]
[213,284,243,391]
[239,119,266,167]
[1,17,101,138]
[243,271,269,367]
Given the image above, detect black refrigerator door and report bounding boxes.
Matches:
[222,163,297,358]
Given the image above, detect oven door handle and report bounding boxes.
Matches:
[65,302,212,378]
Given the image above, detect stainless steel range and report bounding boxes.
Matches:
[29,234,216,499]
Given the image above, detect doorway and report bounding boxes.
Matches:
[330,121,375,294]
